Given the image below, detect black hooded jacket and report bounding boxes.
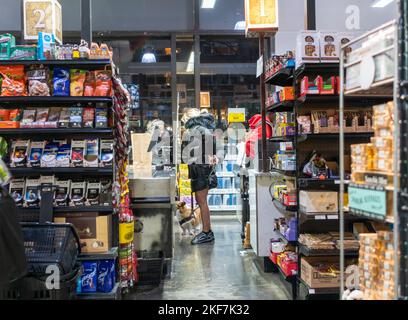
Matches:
[182,113,219,165]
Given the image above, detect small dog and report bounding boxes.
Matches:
[176,201,202,236]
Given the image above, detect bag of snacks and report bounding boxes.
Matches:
[53,67,70,96]
[94,70,112,96]
[84,71,96,96]
[0,65,27,96]
[70,69,86,96]
[27,65,50,96]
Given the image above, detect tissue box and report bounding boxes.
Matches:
[299,190,338,213]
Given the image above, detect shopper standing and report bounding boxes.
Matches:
[182,109,219,245]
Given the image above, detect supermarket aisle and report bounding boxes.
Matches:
[129,216,289,300]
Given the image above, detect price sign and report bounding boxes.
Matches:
[23,0,62,44]
[348,186,387,217]
[245,0,279,34]
[228,108,246,123]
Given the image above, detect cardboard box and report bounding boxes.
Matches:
[301,256,340,289]
[296,31,320,66]
[319,31,339,62]
[54,213,111,253]
[299,191,338,213]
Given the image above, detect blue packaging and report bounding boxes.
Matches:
[37,32,55,60]
[97,260,115,293]
[81,261,98,293]
[223,178,232,189]
[53,68,70,96]
[217,177,224,189]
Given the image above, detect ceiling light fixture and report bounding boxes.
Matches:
[186,51,194,73]
[201,0,216,9]
[141,47,156,63]
[371,0,394,8]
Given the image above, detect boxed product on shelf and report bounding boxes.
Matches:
[33,108,49,128]
[319,32,339,62]
[23,177,40,208]
[71,139,85,167]
[296,31,320,66]
[69,107,83,128]
[28,141,45,168]
[54,179,71,207]
[10,139,30,167]
[96,259,116,293]
[99,179,113,206]
[9,178,25,207]
[55,212,112,253]
[41,141,62,167]
[297,116,312,134]
[10,45,37,61]
[0,33,16,60]
[53,67,71,96]
[299,190,338,213]
[80,261,98,293]
[27,65,51,96]
[99,139,113,168]
[0,108,22,128]
[45,108,61,128]
[84,139,99,167]
[69,180,87,206]
[317,76,337,95]
[301,256,342,288]
[301,76,320,95]
[85,181,101,206]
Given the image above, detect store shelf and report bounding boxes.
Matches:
[295,63,340,79]
[296,94,391,106]
[297,94,340,105]
[276,230,297,245]
[265,67,294,86]
[270,167,296,177]
[297,132,374,142]
[0,59,111,68]
[18,205,113,214]
[208,189,240,195]
[297,178,341,190]
[216,172,235,178]
[272,198,297,212]
[299,244,359,257]
[9,167,113,176]
[208,205,238,211]
[0,96,113,106]
[0,128,113,136]
[298,210,339,224]
[77,282,121,300]
[349,209,394,225]
[269,256,297,281]
[267,100,295,113]
[298,278,340,296]
[268,135,295,142]
[78,247,118,261]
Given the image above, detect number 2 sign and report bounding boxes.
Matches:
[23,0,62,44]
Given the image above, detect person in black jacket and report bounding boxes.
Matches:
[182,109,219,245]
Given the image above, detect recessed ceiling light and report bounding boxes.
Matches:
[372,0,394,8]
[201,0,216,9]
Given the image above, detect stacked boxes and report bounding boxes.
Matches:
[178,164,194,208]
[358,232,395,300]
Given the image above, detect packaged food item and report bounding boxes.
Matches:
[99,139,113,168]
[297,116,311,134]
[86,181,101,206]
[33,108,49,128]
[28,141,45,168]
[70,69,86,96]
[95,107,108,128]
[9,178,25,207]
[37,32,55,60]
[89,43,100,59]
[9,109,23,122]
[94,70,112,96]
[84,71,96,96]
[71,140,85,167]
[20,109,36,128]
[82,107,95,128]
[99,179,112,206]
[84,139,99,167]
[58,108,70,128]
[10,45,37,61]
[79,40,90,59]
[11,140,30,167]
[296,31,320,66]
[49,179,68,208]
[0,65,27,96]
[97,260,115,293]
[27,65,50,96]
[0,33,16,60]
[69,107,83,128]
[70,180,87,206]
[45,108,60,128]
[24,177,40,208]
[41,141,60,167]
[56,143,71,167]
[81,261,98,293]
[0,109,10,121]
[319,32,339,62]
[53,67,70,96]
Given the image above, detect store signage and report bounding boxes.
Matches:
[244,0,279,34]
[256,55,264,78]
[23,0,62,44]
[200,92,211,109]
[348,186,387,217]
[228,108,246,123]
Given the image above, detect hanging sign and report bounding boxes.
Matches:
[228,108,246,123]
[245,0,279,35]
[348,186,387,218]
[256,55,264,78]
[23,0,63,44]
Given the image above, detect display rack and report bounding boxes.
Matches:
[339,20,400,300]
[0,59,120,299]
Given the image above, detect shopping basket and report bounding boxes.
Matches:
[21,223,81,277]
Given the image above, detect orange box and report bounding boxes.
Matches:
[0,121,20,128]
[281,87,295,101]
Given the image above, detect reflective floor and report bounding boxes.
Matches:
[128,215,289,300]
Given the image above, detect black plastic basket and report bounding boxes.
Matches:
[136,251,164,287]
[21,223,81,277]
[1,266,81,300]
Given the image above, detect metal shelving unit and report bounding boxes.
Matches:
[339,20,400,300]
[0,96,113,106]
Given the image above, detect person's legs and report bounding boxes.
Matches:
[195,188,211,233]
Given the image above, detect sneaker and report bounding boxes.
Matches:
[191,231,215,245]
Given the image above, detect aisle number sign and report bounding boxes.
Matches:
[23,0,62,44]
[228,108,246,123]
[245,0,279,34]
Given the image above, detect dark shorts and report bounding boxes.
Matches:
[188,164,215,193]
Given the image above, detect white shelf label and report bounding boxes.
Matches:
[315,215,326,220]
[327,215,339,220]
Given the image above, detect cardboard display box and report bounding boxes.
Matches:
[301,256,340,289]
[299,190,338,213]
[54,212,111,253]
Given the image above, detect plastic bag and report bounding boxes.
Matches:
[53,67,70,96]
[27,65,50,96]
[0,65,27,96]
[94,70,112,96]
[70,69,86,96]
[83,71,96,96]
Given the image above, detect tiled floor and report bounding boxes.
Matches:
[127,216,289,300]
